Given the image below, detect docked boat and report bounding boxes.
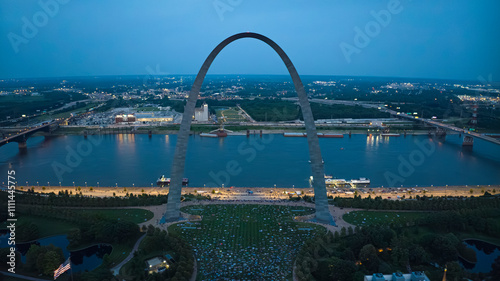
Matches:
[157,175,189,186]
[206,125,229,138]
[200,133,218,138]
[283,132,306,137]
[325,178,348,187]
[381,133,400,137]
[318,133,344,138]
[157,175,170,186]
[350,177,371,187]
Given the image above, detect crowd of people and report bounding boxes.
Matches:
[173,204,325,280]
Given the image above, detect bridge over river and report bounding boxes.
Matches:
[0,121,58,149]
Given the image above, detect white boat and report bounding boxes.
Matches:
[157,175,170,186]
[200,133,218,138]
[325,178,348,187]
[349,177,371,187]
[283,132,306,137]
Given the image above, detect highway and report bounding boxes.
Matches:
[288,97,500,146]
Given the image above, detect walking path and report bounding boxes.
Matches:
[111,233,146,276]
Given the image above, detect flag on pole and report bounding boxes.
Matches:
[54,258,71,280]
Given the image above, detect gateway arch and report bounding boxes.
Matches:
[164,32,334,225]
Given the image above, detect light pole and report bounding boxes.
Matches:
[73,181,75,188]
[47,182,50,187]
[59,182,61,187]
[97,182,99,188]
[85,182,87,188]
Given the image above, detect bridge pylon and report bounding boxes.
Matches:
[462,135,473,149]
[436,127,447,141]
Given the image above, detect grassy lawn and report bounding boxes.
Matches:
[215,107,246,122]
[169,204,325,280]
[0,216,77,240]
[77,209,154,224]
[343,211,428,227]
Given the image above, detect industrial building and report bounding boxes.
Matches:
[194,102,209,122]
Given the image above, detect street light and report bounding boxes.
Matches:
[85,182,87,188]
[97,182,99,187]
[59,182,61,187]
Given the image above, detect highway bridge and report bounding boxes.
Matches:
[384,108,500,146]
[288,97,500,147]
[0,121,59,149]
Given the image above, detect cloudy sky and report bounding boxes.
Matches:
[1,0,499,81]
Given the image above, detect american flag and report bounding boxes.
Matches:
[54,258,71,280]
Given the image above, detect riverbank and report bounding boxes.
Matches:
[46,125,434,136]
[16,185,500,200]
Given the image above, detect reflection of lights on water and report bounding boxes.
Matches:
[165,135,169,144]
[366,134,380,148]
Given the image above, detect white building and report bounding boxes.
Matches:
[194,102,209,122]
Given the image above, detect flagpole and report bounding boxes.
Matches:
[70,257,74,281]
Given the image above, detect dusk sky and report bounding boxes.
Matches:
[1,0,499,81]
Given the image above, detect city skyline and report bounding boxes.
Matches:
[1,0,499,81]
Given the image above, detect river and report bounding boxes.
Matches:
[1,133,499,188]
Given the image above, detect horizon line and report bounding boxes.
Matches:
[0,74,493,84]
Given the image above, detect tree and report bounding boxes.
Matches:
[348,226,354,236]
[26,244,64,276]
[40,250,63,276]
[359,244,380,272]
[491,256,500,280]
[67,228,82,247]
[326,257,356,281]
[446,261,465,281]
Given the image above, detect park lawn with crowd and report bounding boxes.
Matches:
[168,204,326,281]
